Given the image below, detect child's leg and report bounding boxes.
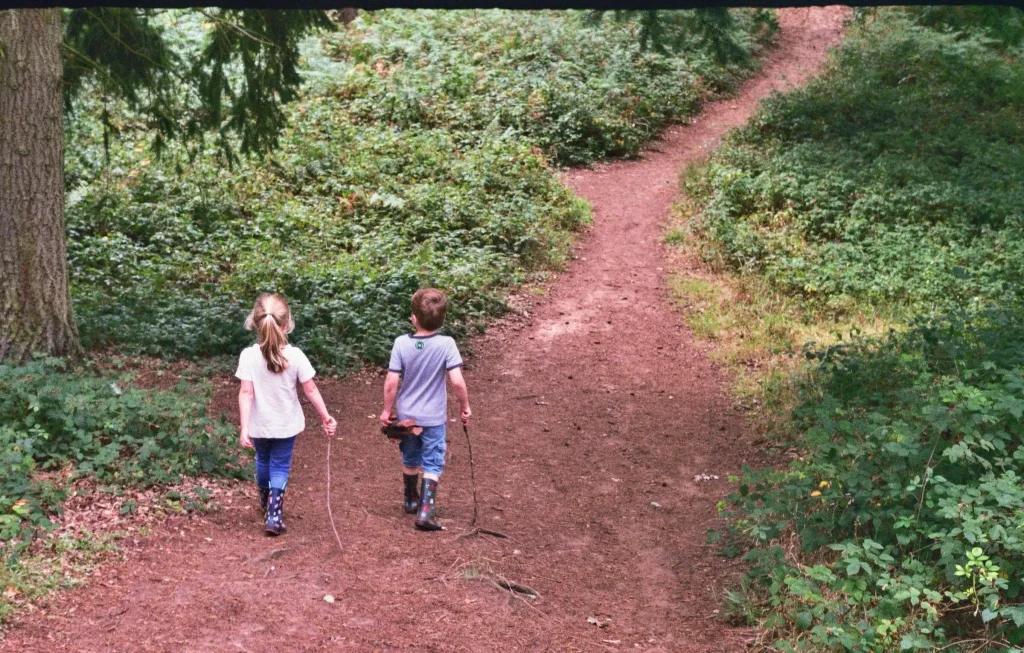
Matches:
[263,436,296,536]
[398,436,423,514]
[399,433,423,475]
[252,439,272,488]
[419,424,447,481]
[414,424,447,531]
[251,439,272,514]
[267,436,297,490]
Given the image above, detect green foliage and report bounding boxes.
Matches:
[906,6,1024,48]
[0,359,243,545]
[67,110,588,368]
[685,12,1024,319]
[62,8,333,161]
[728,306,1024,651]
[586,8,778,63]
[66,10,772,368]
[683,10,1024,651]
[329,9,774,167]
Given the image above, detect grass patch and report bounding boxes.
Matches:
[0,530,123,624]
[667,194,894,431]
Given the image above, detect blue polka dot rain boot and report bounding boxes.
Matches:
[265,488,286,536]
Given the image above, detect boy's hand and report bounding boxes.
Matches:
[323,415,337,437]
[379,410,394,428]
[460,405,472,425]
[239,429,253,449]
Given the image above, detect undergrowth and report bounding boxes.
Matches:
[0,359,243,543]
[64,9,776,370]
[673,8,1024,651]
[0,358,244,623]
[684,12,1024,320]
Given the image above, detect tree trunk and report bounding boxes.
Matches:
[0,9,81,362]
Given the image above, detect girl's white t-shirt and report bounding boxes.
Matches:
[235,344,315,439]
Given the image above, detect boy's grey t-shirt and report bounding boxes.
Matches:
[388,334,463,427]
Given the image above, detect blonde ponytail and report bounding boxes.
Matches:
[244,294,295,374]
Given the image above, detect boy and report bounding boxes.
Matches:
[379,288,471,531]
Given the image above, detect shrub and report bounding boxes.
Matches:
[685,10,1024,651]
[325,9,775,167]
[728,305,1024,651]
[685,11,1024,319]
[0,359,243,545]
[64,9,774,369]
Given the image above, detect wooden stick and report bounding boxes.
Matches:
[462,424,479,526]
[326,437,344,554]
[491,578,539,599]
[457,528,509,541]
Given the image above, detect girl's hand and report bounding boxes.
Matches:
[239,429,254,449]
[460,405,472,425]
[322,415,337,437]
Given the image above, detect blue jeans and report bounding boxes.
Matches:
[253,436,297,491]
[399,424,447,477]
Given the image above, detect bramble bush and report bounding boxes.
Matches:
[681,9,1024,651]
[0,359,243,545]
[728,306,1024,651]
[325,9,776,167]
[685,12,1024,318]
[64,9,775,369]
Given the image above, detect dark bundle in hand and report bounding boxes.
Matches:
[382,418,423,439]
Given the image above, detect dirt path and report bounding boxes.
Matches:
[2,9,847,652]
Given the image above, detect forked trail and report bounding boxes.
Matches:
[1,8,847,652]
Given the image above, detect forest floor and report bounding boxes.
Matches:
[0,8,847,652]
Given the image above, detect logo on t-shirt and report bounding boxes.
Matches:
[415,341,424,350]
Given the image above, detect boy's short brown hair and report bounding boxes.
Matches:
[412,288,447,331]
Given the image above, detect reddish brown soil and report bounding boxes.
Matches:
[1,9,847,652]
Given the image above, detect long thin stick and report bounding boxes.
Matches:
[326,437,344,553]
[463,424,479,527]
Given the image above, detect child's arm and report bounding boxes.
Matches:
[379,371,401,427]
[300,379,337,437]
[238,381,255,448]
[448,367,471,425]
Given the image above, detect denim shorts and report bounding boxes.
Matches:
[398,423,447,476]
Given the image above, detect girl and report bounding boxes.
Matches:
[236,294,336,536]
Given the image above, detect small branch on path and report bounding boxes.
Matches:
[491,577,539,599]
[457,527,509,541]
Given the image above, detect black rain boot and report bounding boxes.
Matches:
[414,478,442,531]
[258,486,270,516]
[403,473,420,515]
[265,488,286,536]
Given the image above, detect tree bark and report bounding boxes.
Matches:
[335,8,358,26]
[0,9,81,362]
